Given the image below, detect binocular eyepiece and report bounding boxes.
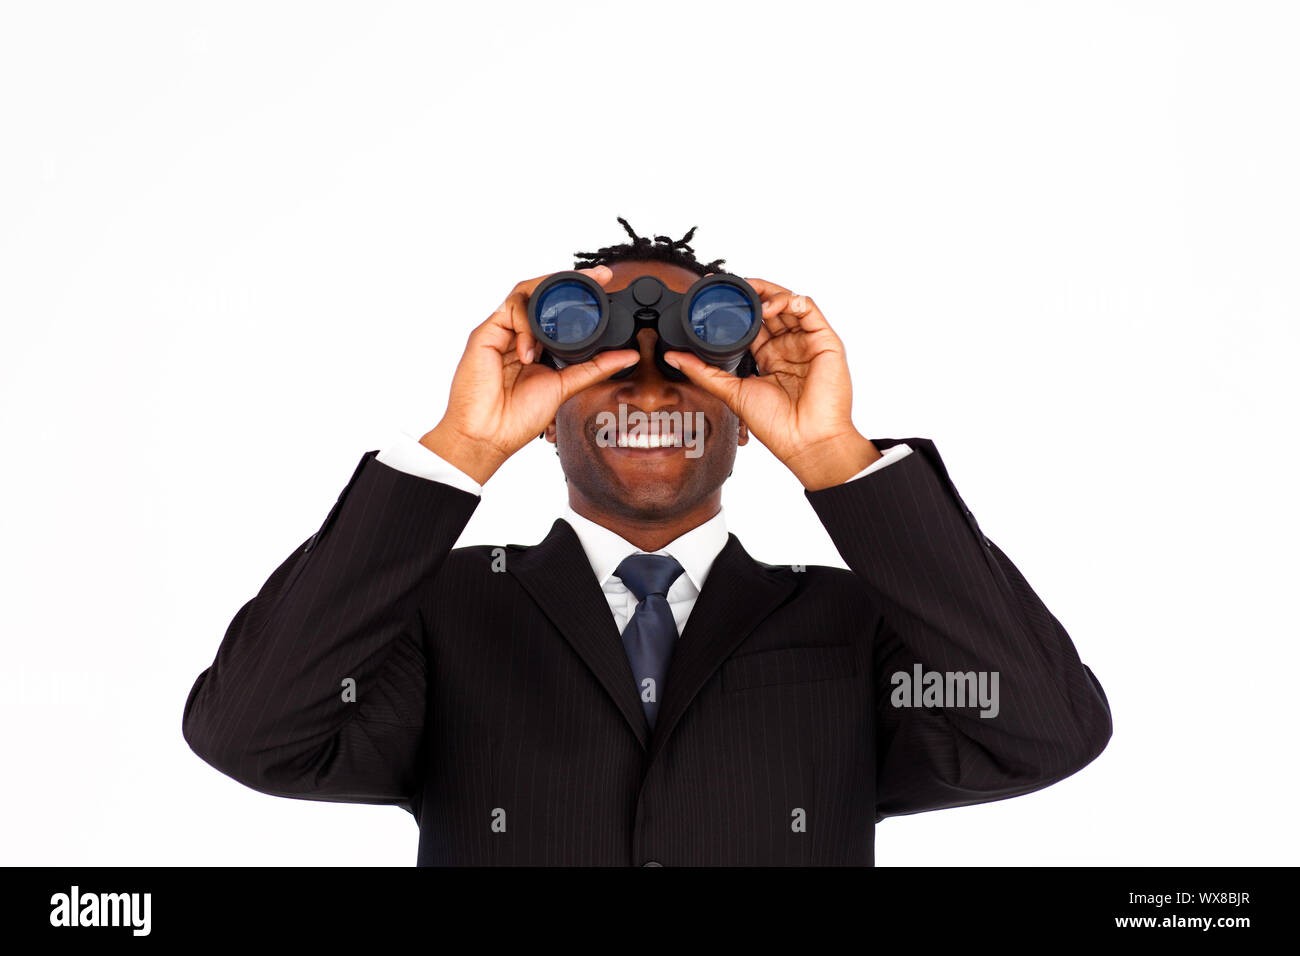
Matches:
[527,271,762,382]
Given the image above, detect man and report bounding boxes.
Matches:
[182,219,1111,866]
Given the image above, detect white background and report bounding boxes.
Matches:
[2,0,1296,866]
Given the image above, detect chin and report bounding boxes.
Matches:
[609,486,692,519]
[618,495,687,519]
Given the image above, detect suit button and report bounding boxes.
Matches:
[642,861,662,867]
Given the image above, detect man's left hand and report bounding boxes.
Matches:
[663,276,882,490]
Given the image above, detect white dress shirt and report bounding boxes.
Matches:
[561,503,728,637]
[374,432,913,637]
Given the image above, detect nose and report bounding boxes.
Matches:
[612,328,684,411]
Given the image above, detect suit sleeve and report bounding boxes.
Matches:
[182,450,479,813]
[803,437,1112,820]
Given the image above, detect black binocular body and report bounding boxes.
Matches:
[526,271,762,382]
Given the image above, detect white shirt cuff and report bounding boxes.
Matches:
[844,442,913,483]
[375,432,484,497]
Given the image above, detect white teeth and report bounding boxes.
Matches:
[616,431,683,448]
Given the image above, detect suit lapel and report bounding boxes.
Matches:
[506,519,798,759]
[649,532,796,762]
[506,519,651,750]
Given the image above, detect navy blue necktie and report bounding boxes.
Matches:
[614,553,684,730]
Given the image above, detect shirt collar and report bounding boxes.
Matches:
[560,505,729,595]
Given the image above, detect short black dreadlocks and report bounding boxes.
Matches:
[572,217,757,377]
[573,216,730,278]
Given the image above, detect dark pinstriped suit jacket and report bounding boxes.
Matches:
[182,436,1111,866]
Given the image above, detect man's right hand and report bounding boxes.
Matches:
[418,265,639,485]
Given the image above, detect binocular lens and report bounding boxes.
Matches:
[535,280,602,344]
[688,285,757,346]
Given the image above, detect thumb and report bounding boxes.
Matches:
[663,350,745,417]
[554,349,640,404]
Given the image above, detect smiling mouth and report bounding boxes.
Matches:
[592,412,707,454]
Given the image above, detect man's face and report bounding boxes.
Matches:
[545,259,749,521]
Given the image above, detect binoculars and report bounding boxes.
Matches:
[527,271,763,382]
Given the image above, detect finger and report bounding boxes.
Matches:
[483,290,531,361]
[554,348,640,404]
[762,289,832,334]
[757,290,800,334]
[778,291,832,332]
[740,277,797,334]
[661,350,745,418]
[743,276,791,298]
[467,311,519,361]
